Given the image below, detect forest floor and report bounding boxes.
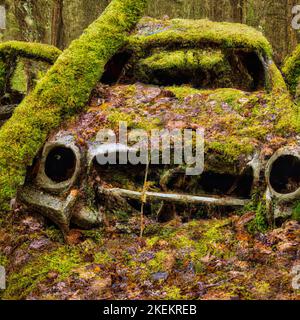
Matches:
[0,209,299,300]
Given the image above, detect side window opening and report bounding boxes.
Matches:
[101,51,132,85]
[226,50,266,91]
[0,58,54,126]
[0,58,25,108]
[10,58,51,95]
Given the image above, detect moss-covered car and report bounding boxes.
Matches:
[2,15,300,234]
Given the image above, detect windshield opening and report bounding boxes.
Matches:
[102,48,266,92]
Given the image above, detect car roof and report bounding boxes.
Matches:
[127,17,272,58]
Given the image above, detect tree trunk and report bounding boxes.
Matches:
[286,0,298,54]
[230,0,246,23]
[51,0,64,49]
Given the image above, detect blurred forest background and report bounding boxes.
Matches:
[0,0,299,64]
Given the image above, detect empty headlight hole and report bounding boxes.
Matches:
[45,146,76,183]
[269,155,300,194]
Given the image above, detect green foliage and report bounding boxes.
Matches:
[0,0,148,211]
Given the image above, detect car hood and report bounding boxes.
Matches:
[61,82,298,176]
[19,82,299,232]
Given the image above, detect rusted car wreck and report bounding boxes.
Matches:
[1,7,300,234]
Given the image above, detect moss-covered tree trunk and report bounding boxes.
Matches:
[0,0,148,211]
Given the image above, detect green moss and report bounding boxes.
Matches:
[283,44,300,95]
[168,82,296,166]
[44,226,65,243]
[130,221,233,280]
[166,86,201,101]
[0,252,8,267]
[143,49,225,71]
[0,59,6,90]
[172,235,195,250]
[107,110,135,128]
[0,41,61,63]
[191,221,231,261]
[113,209,130,222]
[10,60,27,93]
[204,88,246,107]
[93,75,295,175]
[247,202,268,234]
[122,18,273,91]
[2,246,83,299]
[254,281,270,296]
[147,250,169,273]
[269,60,287,90]
[143,223,166,236]
[225,283,253,300]
[164,285,186,300]
[106,102,162,131]
[128,18,272,58]
[207,136,254,164]
[0,0,148,211]
[145,219,233,275]
[81,229,104,244]
[135,49,231,85]
[0,41,61,95]
[94,251,114,266]
[292,202,300,222]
